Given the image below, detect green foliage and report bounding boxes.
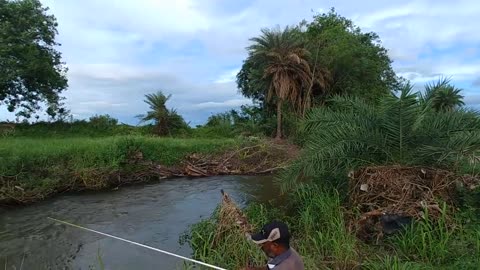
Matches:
[245,25,318,138]
[289,185,358,269]
[237,8,399,108]
[193,105,276,138]
[183,203,280,269]
[88,114,118,129]
[392,204,453,265]
[281,84,480,189]
[185,184,358,270]
[137,91,189,136]
[363,256,427,270]
[0,0,68,118]
[420,77,465,112]
[0,136,237,200]
[305,8,401,102]
[4,120,151,137]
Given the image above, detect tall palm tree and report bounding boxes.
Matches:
[247,26,315,139]
[137,91,187,136]
[420,77,465,112]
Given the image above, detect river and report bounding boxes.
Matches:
[0,175,278,269]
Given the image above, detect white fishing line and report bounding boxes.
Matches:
[47,217,227,270]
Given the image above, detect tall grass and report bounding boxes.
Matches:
[0,136,238,203]
[363,255,427,270]
[185,184,358,270]
[289,185,358,269]
[1,136,237,171]
[186,182,480,269]
[392,204,453,265]
[5,121,153,138]
[182,204,278,269]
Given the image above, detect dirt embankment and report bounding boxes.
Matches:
[0,141,298,206]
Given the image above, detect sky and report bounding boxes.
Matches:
[1,0,480,125]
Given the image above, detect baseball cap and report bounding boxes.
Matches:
[250,221,290,244]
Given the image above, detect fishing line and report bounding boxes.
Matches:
[47,217,227,270]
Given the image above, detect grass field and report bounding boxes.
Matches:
[0,136,238,204]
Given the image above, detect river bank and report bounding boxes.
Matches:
[186,183,480,269]
[0,136,296,206]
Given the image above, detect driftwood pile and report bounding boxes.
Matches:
[348,165,479,241]
[212,190,253,247]
[127,143,295,178]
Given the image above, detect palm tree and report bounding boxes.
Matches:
[420,77,465,112]
[281,84,480,189]
[248,26,323,139]
[137,91,187,136]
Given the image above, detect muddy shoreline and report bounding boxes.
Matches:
[1,142,297,206]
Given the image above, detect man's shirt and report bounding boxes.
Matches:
[267,248,304,270]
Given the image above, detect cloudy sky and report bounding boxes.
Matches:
[2,0,480,125]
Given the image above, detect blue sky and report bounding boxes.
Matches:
[1,0,479,125]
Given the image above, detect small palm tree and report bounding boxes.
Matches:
[137,91,187,136]
[248,26,328,139]
[420,77,465,112]
[281,84,480,189]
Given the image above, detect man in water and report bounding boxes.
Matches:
[243,221,304,270]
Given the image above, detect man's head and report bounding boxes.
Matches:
[250,221,290,258]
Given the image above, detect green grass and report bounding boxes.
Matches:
[185,183,480,270]
[289,185,358,269]
[363,255,428,270]
[0,136,238,204]
[0,136,237,169]
[181,203,283,270]
[184,185,358,270]
[4,121,152,138]
[391,204,453,265]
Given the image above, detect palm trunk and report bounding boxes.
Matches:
[303,43,321,117]
[275,100,282,140]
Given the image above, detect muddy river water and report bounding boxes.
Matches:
[0,175,278,269]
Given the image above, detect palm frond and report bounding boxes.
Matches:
[280,84,480,188]
[380,84,419,162]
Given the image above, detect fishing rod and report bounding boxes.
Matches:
[47,217,227,270]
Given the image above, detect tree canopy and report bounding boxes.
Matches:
[237,9,401,109]
[0,0,68,118]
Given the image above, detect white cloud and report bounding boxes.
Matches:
[214,69,240,84]
[190,98,252,110]
[4,0,475,124]
[473,78,480,87]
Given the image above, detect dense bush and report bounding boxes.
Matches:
[281,84,480,189]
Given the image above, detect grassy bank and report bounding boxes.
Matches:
[184,184,480,269]
[0,136,238,205]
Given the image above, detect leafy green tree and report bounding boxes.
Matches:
[89,114,118,130]
[304,8,401,102]
[137,91,188,136]
[238,9,401,109]
[281,84,480,189]
[420,77,465,112]
[0,0,68,118]
[206,112,234,127]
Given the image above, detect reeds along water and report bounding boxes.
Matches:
[187,183,480,270]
